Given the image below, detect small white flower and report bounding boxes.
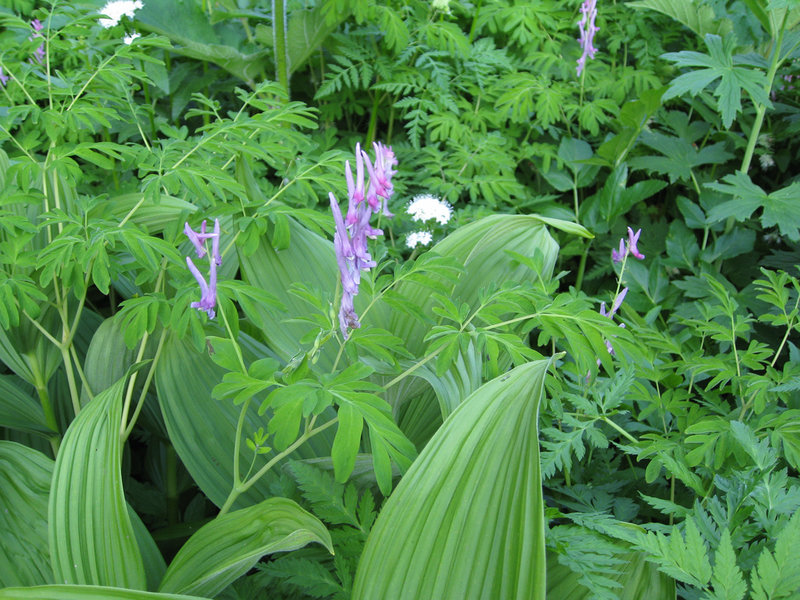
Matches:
[759,153,775,169]
[99,0,143,28]
[431,0,451,14]
[407,194,452,225]
[406,231,433,249]
[123,32,141,44]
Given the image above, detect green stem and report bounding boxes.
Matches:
[166,443,179,525]
[36,384,61,456]
[574,240,592,292]
[122,328,168,441]
[272,0,289,97]
[218,416,338,516]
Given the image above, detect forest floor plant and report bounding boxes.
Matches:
[0,1,799,599]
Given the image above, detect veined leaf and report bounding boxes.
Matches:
[0,442,53,586]
[0,586,210,600]
[353,360,551,599]
[158,498,332,597]
[628,0,732,38]
[0,375,53,435]
[49,378,146,588]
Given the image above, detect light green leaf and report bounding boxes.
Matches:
[158,498,332,597]
[286,4,349,74]
[49,378,146,588]
[628,0,732,37]
[0,585,210,599]
[0,375,53,434]
[750,511,800,599]
[546,550,676,599]
[0,442,53,586]
[353,360,551,599]
[238,219,338,370]
[708,529,746,600]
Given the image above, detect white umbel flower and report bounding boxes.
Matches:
[407,194,452,225]
[406,231,433,249]
[99,0,143,28]
[759,154,775,169]
[123,32,141,44]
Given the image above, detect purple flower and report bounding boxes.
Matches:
[0,67,8,87]
[184,219,221,265]
[600,286,628,319]
[184,218,221,319]
[626,227,644,260]
[29,19,45,64]
[31,19,43,33]
[576,0,599,77]
[331,142,396,339]
[611,227,645,263]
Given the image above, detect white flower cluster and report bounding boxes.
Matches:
[406,231,433,249]
[99,0,143,28]
[123,32,141,44]
[407,194,452,225]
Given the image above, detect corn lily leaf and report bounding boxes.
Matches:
[353,359,551,599]
[158,497,332,597]
[49,378,146,588]
[0,586,210,600]
[0,442,53,586]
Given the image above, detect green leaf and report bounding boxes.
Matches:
[706,172,800,241]
[158,498,332,597]
[546,549,675,599]
[353,360,552,599]
[286,4,350,74]
[0,442,53,586]
[708,529,747,600]
[331,402,364,483]
[661,34,772,129]
[628,0,733,37]
[0,375,53,434]
[49,378,147,588]
[750,511,800,599]
[0,586,210,599]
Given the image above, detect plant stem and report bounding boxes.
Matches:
[218,416,338,516]
[272,0,289,97]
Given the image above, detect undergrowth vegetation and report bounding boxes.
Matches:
[0,0,799,599]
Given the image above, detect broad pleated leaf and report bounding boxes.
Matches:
[389,215,559,355]
[546,551,676,599]
[353,359,551,600]
[410,340,482,420]
[0,586,210,600]
[49,378,147,588]
[158,497,333,597]
[0,375,53,434]
[155,334,334,509]
[128,506,168,592]
[628,0,732,37]
[0,442,53,586]
[237,219,338,370]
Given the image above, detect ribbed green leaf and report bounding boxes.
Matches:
[628,0,733,37]
[108,194,198,234]
[155,334,333,509]
[389,215,559,356]
[0,375,52,434]
[546,551,676,599]
[353,360,551,599]
[159,497,333,597]
[0,586,209,600]
[48,378,146,588]
[0,310,62,387]
[0,442,53,586]
[237,219,338,369]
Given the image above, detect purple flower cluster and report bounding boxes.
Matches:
[0,68,8,87]
[576,0,598,77]
[330,142,397,339]
[598,227,646,365]
[612,227,644,263]
[184,219,221,319]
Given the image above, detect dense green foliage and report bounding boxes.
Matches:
[1,0,799,598]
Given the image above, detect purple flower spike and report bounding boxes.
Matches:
[186,256,217,319]
[31,19,43,33]
[184,218,221,319]
[331,141,396,339]
[627,227,645,260]
[576,0,599,76]
[0,67,9,87]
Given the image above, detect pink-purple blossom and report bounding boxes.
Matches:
[184,219,221,319]
[30,19,45,64]
[612,227,645,263]
[331,142,396,339]
[576,0,598,76]
[0,67,8,87]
